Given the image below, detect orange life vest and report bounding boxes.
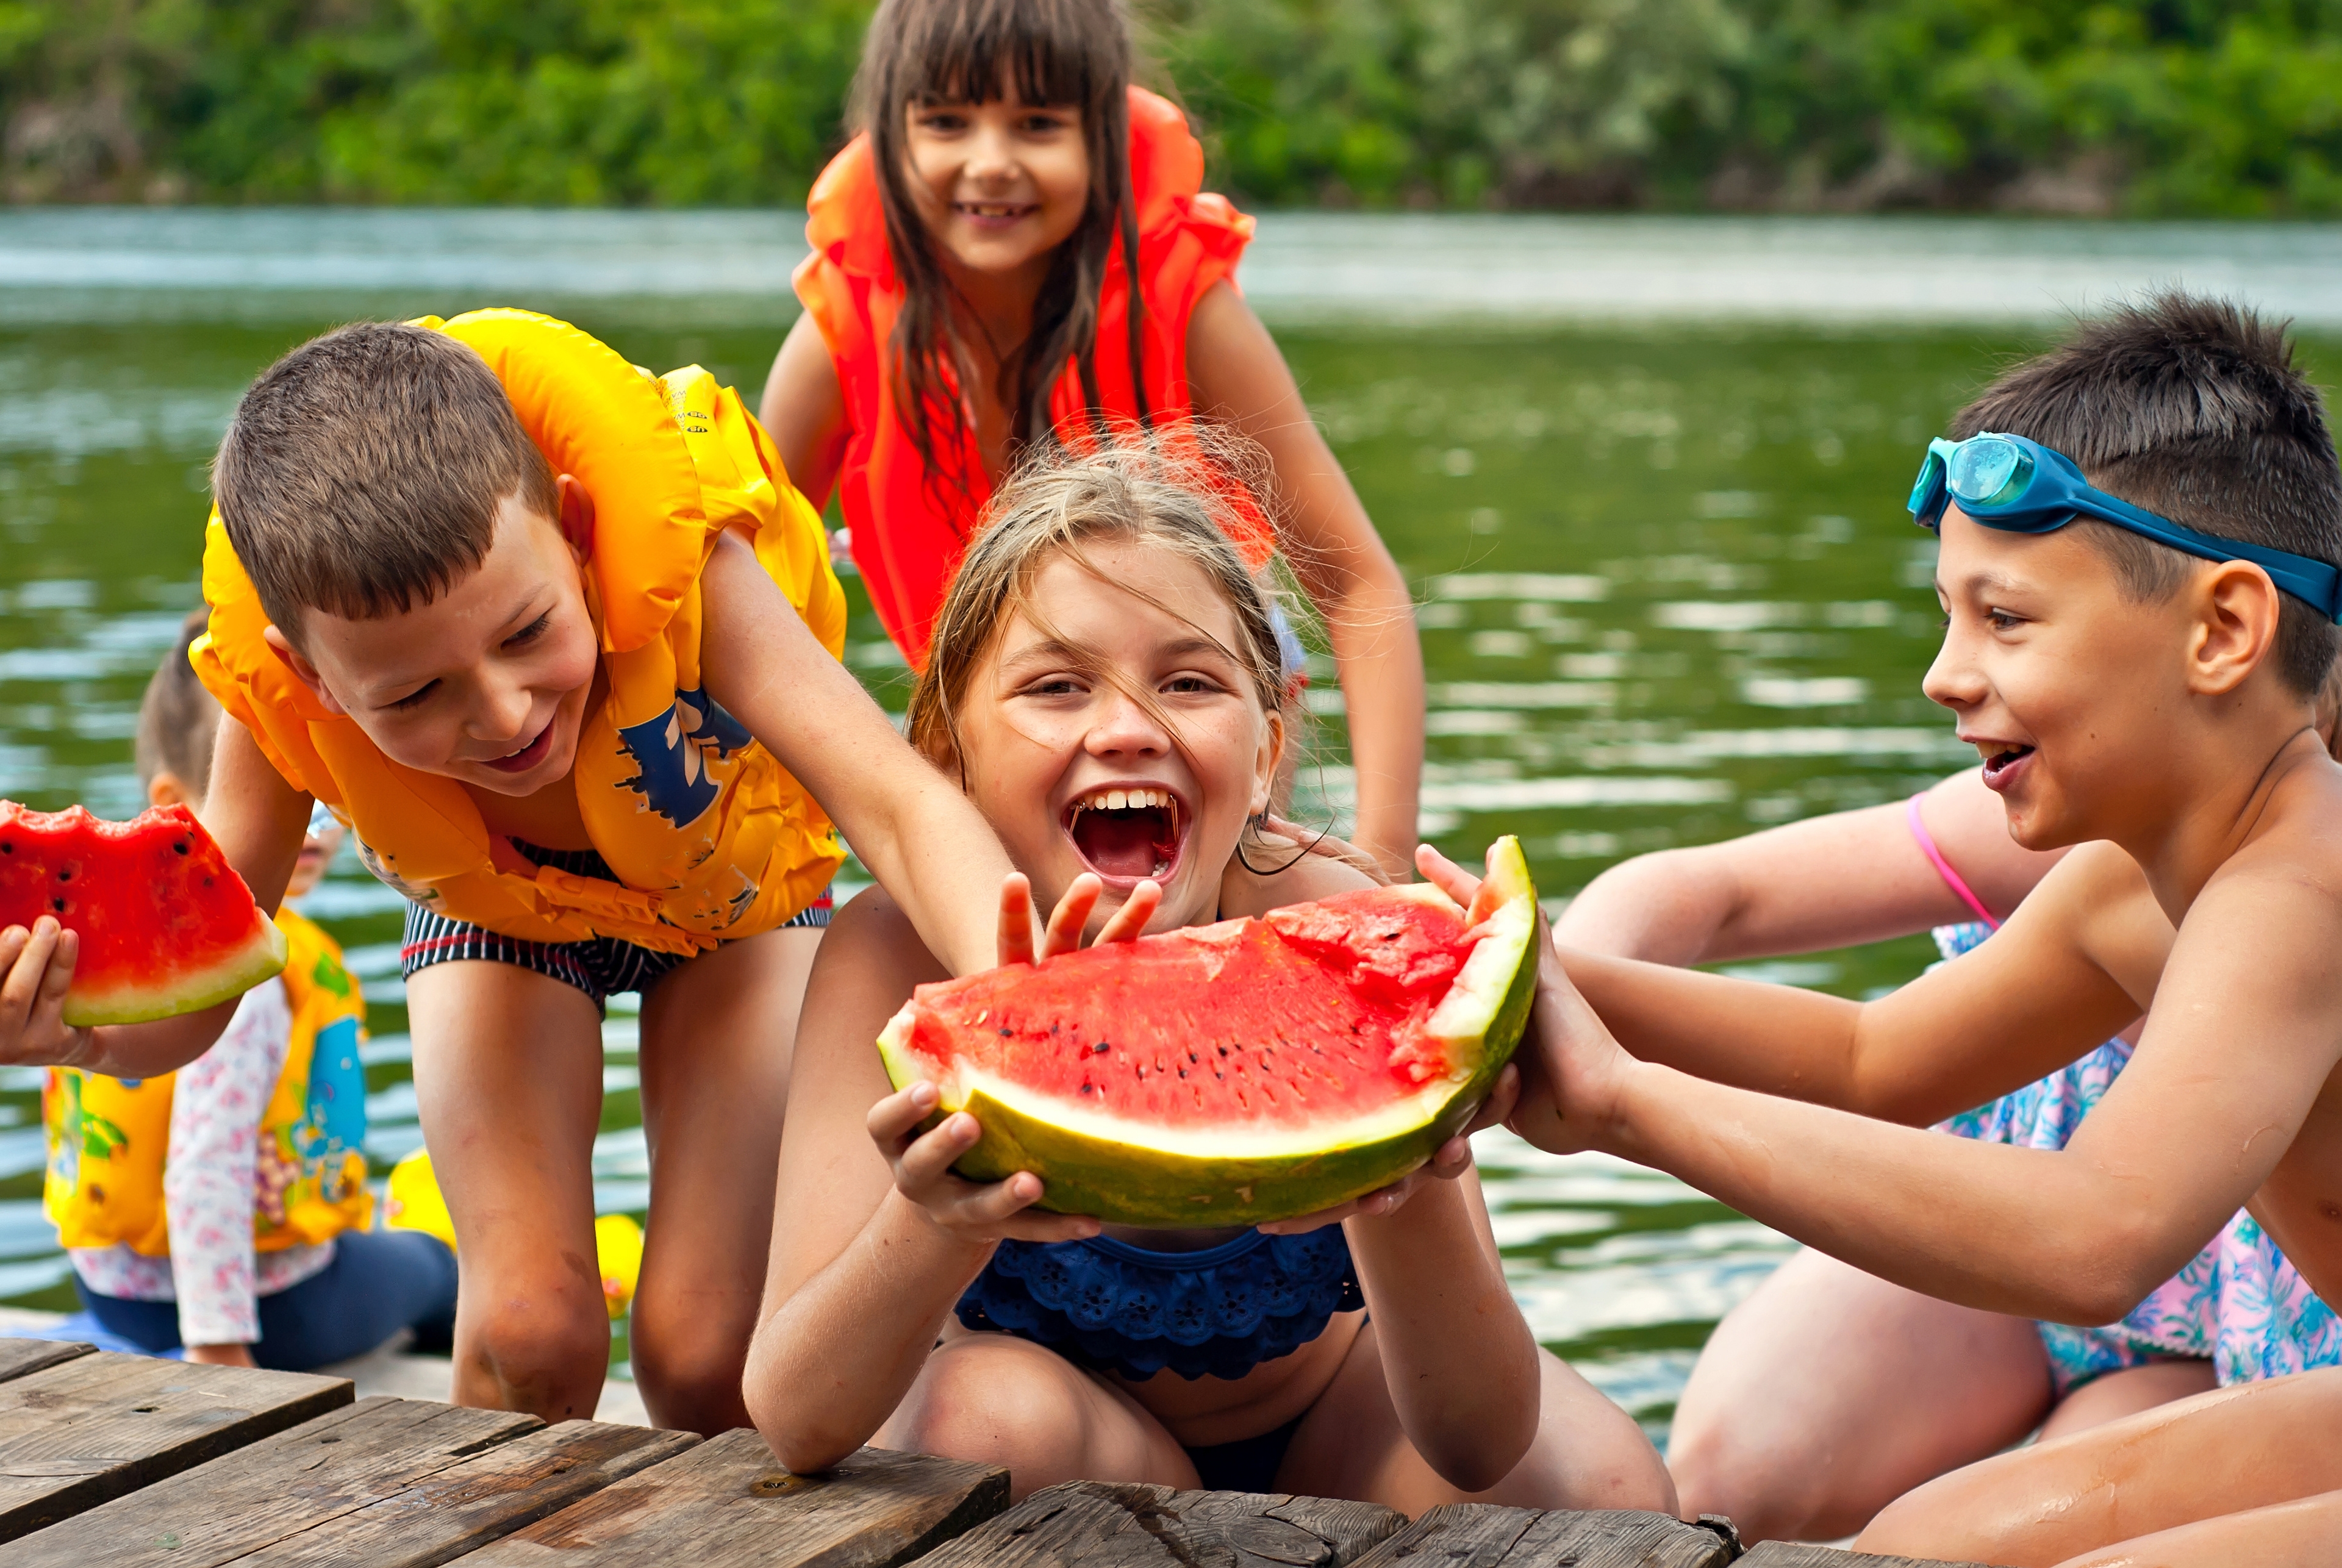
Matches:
[796,85,1265,668]
[194,310,848,953]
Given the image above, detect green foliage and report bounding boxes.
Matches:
[4,0,2341,213]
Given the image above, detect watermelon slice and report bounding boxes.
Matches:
[879,836,1538,1226]
[0,802,287,1026]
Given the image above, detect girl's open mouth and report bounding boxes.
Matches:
[483,720,556,775]
[1064,786,1185,884]
[1980,744,2035,789]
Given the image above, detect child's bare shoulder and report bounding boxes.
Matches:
[1218,828,1384,918]
[819,884,951,997]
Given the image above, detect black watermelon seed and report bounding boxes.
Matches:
[173,840,189,855]
[997,1027,1013,1037]
[51,897,65,912]
[1,841,11,853]
[56,868,69,882]
[1090,1040,1109,1055]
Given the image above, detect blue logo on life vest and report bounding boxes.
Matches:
[296,1016,367,1167]
[615,688,753,828]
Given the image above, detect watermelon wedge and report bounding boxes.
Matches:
[0,803,287,1026]
[879,836,1538,1226]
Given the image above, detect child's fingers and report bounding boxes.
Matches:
[37,928,77,1009]
[865,1082,940,1151]
[1041,875,1101,961]
[893,1111,983,1192]
[1092,880,1159,947]
[996,873,1037,968]
[1415,843,1482,908]
[0,918,60,1026]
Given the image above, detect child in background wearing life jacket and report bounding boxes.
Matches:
[1447,295,2342,1565]
[39,611,456,1372]
[762,0,1427,879]
[0,312,1031,1434]
[745,440,1669,1511]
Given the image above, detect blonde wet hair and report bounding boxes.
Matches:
[908,434,1291,782]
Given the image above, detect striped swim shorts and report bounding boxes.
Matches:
[399,842,831,1011]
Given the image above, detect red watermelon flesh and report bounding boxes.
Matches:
[0,803,287,1026]
[878,837,1538,1226]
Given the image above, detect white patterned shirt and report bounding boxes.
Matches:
[68,981,334,1345]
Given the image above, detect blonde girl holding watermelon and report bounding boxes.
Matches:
[761,0,1426,879]
[745,443,1669,1509]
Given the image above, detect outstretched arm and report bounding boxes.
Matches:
[1503,868,2335,1326]
[1554,767,2061,964]
[1188,285,1425,881]
[700,533,1012,976]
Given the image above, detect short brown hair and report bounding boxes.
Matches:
[212,321,557,643]
[1952,293,2342,695]
[136,607,223,802]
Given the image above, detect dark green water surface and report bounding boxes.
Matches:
[7,296,2326,1437]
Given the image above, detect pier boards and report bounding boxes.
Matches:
[0,1341,1995,1566]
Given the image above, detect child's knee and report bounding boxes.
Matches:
[467,1286,609,1389]
[626,1312,750,1414]
[887,1337,1092,1472]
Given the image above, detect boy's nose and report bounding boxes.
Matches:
[1921,635,1982,712]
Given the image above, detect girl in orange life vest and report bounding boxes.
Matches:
[44,612,456,1372]
[761,0,1426,879]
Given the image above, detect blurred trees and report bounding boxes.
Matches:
[5,0,2340,215]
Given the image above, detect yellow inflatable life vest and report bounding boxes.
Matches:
[43,908,374,1256]
[192,309,849,954]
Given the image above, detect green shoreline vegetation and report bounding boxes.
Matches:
[3,0,2340,216]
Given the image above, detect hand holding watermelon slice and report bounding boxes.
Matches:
[0,803,287,1048]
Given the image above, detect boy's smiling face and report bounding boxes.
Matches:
[1924,509,2196,849]
[266,492,601,797]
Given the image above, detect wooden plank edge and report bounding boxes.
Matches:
[0,1340,96,1385]
[0,1361,355,1543]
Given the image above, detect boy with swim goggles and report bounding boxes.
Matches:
[1908,431,2342,622]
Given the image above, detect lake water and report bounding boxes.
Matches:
[4,209,2338,1440]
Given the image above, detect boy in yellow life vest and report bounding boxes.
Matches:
[0,311,1024,1433]
[41,613,458,1371]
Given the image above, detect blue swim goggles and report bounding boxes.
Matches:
[1907,431,2342,623]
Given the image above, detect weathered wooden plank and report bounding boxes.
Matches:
[911,1481,1408,1566]
[0,1348,349,1541]
[0,1339,94,1384]
[452,1430,1009,1567]
[1739,1542,2006,1567]
[1346,1503,1733,1567]
[7,1393,695,1567]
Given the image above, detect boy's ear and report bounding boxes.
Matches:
[2188,560,2285,699]
[148,770,193,810]
[555,473,595,566]
[261,625,350,717]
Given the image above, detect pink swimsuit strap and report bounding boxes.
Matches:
[1907,794,2000,931]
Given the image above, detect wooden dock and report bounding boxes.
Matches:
[0,1338,1997,1566]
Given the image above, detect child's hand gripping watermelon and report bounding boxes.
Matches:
[1,802,287,1067]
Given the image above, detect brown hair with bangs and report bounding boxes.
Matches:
[212,321,558,646]
[907,431,1286,789]
[851,0,1147,521]
[1951,292,2342,695]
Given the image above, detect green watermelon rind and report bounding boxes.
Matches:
[62,914,288,1028]
[878,836,1539,1227]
